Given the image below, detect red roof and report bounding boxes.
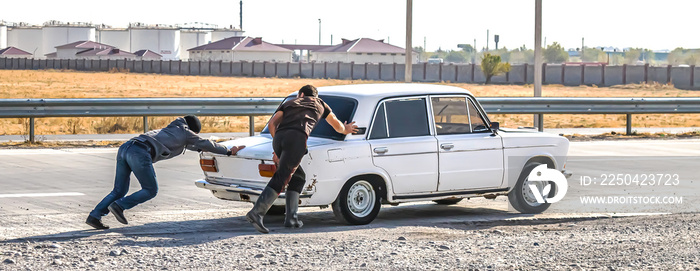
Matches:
[76,48,135,57]
[55,41,114,50]
[133,49,162,58]
[0,47,32,56]
[314,38,407,54]
[188,36,291,52]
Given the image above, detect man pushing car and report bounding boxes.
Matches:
[246,85,357,233]
[86,115,245,229]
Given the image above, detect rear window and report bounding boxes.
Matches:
[261,95,358,140]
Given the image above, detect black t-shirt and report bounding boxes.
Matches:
[275,96,332,137]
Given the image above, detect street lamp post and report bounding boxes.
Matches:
[534,0,543,131]
[318,19,321,45]
[405,0,413,83]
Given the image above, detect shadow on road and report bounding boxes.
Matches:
[2,202,555,247]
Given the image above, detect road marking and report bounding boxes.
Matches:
[0,149,117,155]
[0,192,85,198]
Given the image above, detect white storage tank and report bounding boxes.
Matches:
[96,28,130,51]
[211,28,244,41]
[180,30,211,60]
[42,22,96,58]
[0,25,7,49]
[7,25,43,57]
[129,25,180,60]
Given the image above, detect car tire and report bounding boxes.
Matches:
[508,162,556,214]
[332,178,382,225]
[433,198,463,205]
[266,205,285,216]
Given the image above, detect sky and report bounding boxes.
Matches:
[2,0,700,52]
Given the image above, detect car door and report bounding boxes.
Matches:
[431,95,504,191]
[368,97,439,194]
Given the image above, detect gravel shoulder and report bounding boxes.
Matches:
[2,212,699,270]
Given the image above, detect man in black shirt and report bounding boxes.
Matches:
[246,85,357,233]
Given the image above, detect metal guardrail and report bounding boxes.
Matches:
[1,97,699,142]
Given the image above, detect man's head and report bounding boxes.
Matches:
[298,85,318,98]
[184,115,201,133]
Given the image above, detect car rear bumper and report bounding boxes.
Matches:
[195,179,313,204]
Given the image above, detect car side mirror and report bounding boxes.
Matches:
[353,127,367,135]
[490,122,500,135]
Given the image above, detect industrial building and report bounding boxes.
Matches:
[188,36,292,62]
[310,38,418,64]
[0,21,244,60]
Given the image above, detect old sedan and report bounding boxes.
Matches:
[195,84,570,225]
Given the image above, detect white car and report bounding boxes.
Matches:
[195,83,570,225]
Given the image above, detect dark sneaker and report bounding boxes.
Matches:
[108,202,128,225]
[85,216,109,230]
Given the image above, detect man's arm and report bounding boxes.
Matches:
[325,112,358,135]
[268,111,284,138]
[184,129,245,155]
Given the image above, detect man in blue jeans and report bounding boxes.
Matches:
[86,115,245,229]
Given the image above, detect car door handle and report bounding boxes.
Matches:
[373,147,388,154]
[440,143,454,150]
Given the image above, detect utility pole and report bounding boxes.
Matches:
[318,19,321,45]
[239,1,243,30]
[534,0,543,131]
[405,0,413,83]
[581,37,585,61]
[486,29,489,51]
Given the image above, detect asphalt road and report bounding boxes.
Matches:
[0,139,698,242]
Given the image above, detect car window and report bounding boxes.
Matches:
[369,103,387,139]
[467,99,489,133]
[431,97,470,135]
[261,95,358,141]
[383,98,430,138]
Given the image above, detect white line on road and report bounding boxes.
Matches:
[0,192,85,198]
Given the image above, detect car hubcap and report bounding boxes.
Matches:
[347,180,375,217]
[521,177,544,207]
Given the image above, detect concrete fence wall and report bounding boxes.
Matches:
[1,58,698,88]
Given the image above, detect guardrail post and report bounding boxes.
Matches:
[143,116,149,133]
[626,114,632,135]
[249,116,255,136]
[29,117,35,143]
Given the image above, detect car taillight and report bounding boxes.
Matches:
[258,163,276,177]
[200,157,218,172]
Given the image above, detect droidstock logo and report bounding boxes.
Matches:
[528,164,568,204]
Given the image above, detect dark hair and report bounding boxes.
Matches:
[183,115,201,133]
[298,85,318,97]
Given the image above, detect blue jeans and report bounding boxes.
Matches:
[89,140,158,219]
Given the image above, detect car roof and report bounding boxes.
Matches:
[286,83,473,99]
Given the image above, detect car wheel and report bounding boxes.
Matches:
[433,198,463,205]
[266,205,285,216]
[508,162,556,214]
[332,179,382,225]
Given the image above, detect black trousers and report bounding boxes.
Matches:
[267,129,307,194]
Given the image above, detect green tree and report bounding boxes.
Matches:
[581,47,606,62]
[642,49,655,64]
[543,42,569,63]
[444,50,467,63]
[667,48,685,65]
[480,53,511,84]
[458,44,475,53]
[624,48,642,65]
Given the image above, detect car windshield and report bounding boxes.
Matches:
[261,95,358,141]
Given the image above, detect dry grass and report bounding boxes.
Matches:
[0,69,698,136]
